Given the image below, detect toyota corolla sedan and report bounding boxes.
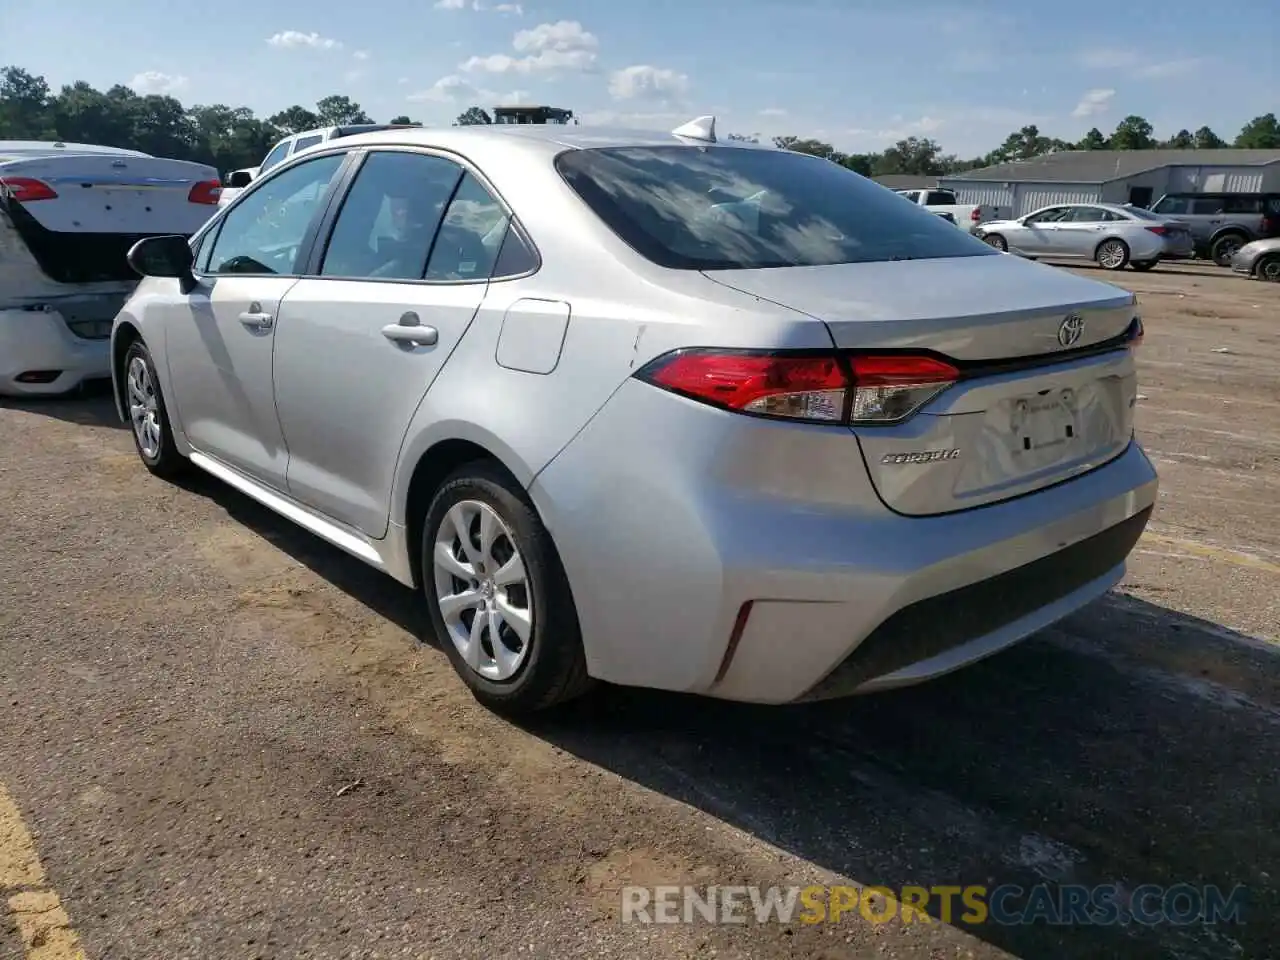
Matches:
[110,119,1158,716]
[976,202,1193,271]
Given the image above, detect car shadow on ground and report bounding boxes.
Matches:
[178,454,1276,960]
[1053,260,1234,280]
[0,379,124,429]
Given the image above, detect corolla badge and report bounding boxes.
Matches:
[1058,313,1085,347]
[880,449,961,465]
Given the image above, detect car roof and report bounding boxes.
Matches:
[301,122,777,157]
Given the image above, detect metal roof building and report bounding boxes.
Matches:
[938,149,1280,217]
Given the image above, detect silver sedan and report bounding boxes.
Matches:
[109,122,1157,716]
[1229,237,1280,282]
[976,202,1194,271]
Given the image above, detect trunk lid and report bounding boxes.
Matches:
[0,151,219,285]
[702,254,1141,516]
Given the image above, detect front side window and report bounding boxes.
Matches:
[1151,195,1190,215]
[259,140,291,173]
[205,153,345,275]
[319,151,462,280]
[926,191,956,205]
[555,146,996,270]
[1025,207,1068,224]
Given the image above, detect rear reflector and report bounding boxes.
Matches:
[15,370,62,384]
[0,176,58,202]
[188,179,222,205]
[636,349,960,425]
[1144,226,1169,235]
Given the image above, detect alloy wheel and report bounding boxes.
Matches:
[127,356,162,459]
[432,499,534,681]
[1098,240,1126,269]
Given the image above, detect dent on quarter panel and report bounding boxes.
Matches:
[495,299,572,375]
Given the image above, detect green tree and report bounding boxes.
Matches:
[454,106,492,126]
[1077,128,1108,150]
[269,105,321,134]
[0,66,52,138]
[1193,126,1225,149]
[389,114,416,125]
[1235,113,1280,148]
[873,137,944,176]
[1109,115,1155,150]
[1163,129,1195,148]
[315,94,372,126]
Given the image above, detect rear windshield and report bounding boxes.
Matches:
[554,146,998,270]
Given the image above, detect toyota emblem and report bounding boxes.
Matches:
[1058,314,1085,347]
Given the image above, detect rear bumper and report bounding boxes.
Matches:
[0,308,111,396]
[531,378,1159,704]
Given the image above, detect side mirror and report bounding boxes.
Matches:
[228,170,253,188]
[127,235,197,293]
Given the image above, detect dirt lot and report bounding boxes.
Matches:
[1,262,1277,960]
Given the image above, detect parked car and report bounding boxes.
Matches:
[893,187,1012,232]
[1147,191,1280,266]
[110,120,1157,716]
[219,123,422,207]
[1229,237,1280,282]
[0,140,222,396]
[975,202,1194,271]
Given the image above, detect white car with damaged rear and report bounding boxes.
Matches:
[0,141,221,396]
[109,118,1158,716]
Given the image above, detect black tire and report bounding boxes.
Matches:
[121,338,187,480]
[1095,238,1130,270]
[983,233,1007,252]
[1255,254,1280,283]
[1130,260,1158,272]
[1211,232,1246,267]
[421,461,593,716]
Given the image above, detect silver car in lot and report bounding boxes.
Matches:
[976,202,1194,271]
[1229,236,1280,282]
[109,121,1158,716]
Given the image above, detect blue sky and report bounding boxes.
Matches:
[2,0,1276,157]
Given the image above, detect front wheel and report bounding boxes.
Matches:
[1211,233,1246,267]
[1257,255,1280,282]
[1096,238,1130,270]
[122,339,187,479]
[1130,260,1158,272]
[983,233,1007,252]
[422,462,593,716]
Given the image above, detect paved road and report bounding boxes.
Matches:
[1,264,1276,959]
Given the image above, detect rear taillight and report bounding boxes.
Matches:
[1144,226,1168,235]
[970,208,982,222]
[635,349,959,425]
[0,176,58,201]
[1261,215,1276,235]
[188,179,222,205]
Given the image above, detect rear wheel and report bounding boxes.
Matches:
[422,462,592,716]
[1095,238,1130,270]
[123,339,187,479]
[1211,232,1246,267]
[983,234,1007,252]
[1257,255,1280,282]
[1130,260,1158,272]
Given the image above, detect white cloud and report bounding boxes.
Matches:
[1077,47,1205,80]
[1071,88,1115,118]
[408,74,481,103]
[758,107,787,118]
[266,30,343,50]
[353,50,370,60]
[434,0,467,7]
[462,19,598,74]
[437,0,523,11]
[344,69,366,83]
[128,71,188,95]
[493,3,524,12]
[608,65,689,101]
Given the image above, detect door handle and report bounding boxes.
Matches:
[238,301,274,330]
[381,312,438,348]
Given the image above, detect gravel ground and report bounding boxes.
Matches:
[1,262,1276,960]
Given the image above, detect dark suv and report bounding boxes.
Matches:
[1148,192,1280,266]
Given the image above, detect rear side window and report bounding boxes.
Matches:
[554,146,996,270]
[319,151,462,280]
[424,172,510,282]
[293,134,324,152]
